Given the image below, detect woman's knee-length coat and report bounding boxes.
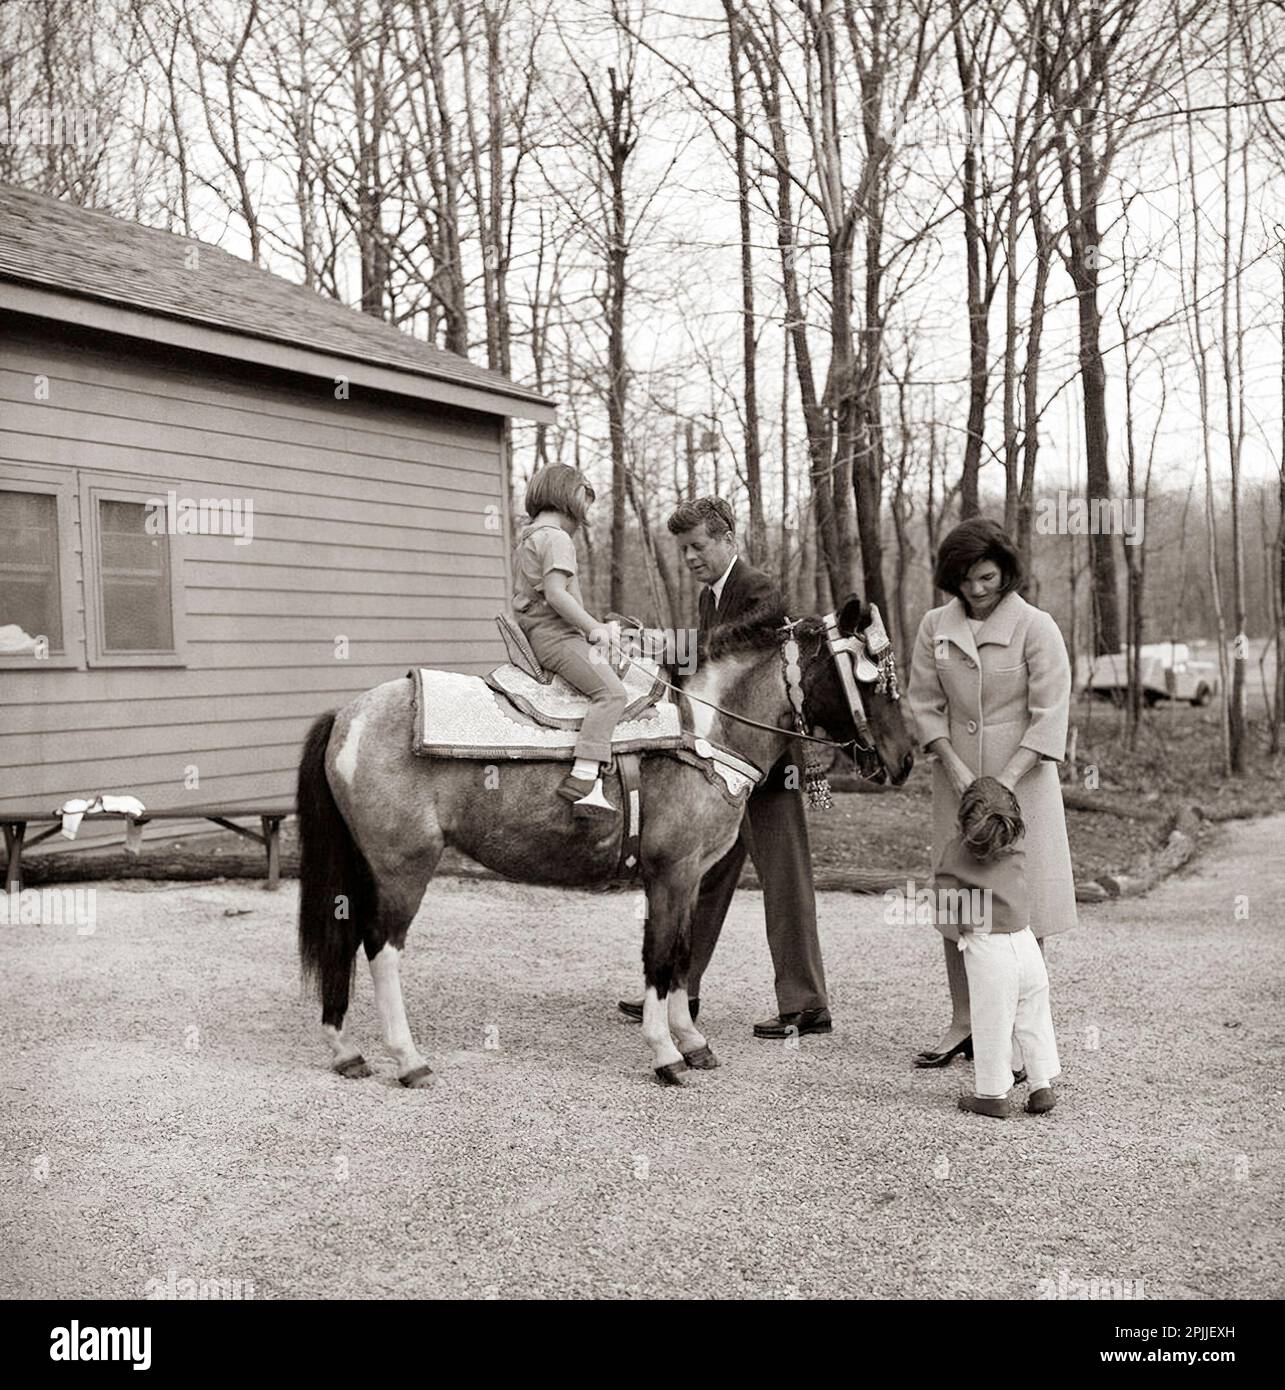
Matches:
[906,590,1077,936]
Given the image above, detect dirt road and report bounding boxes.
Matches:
[2,815,1281,1300]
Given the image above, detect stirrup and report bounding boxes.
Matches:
[573,777,617,819]
[557,772,618,819]
[577,778,615,809]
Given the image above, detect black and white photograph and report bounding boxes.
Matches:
[0,0,1280,1342]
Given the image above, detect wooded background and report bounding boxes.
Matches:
[4,0,1284,774]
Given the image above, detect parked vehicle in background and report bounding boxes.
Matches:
[1085,642,1220,708]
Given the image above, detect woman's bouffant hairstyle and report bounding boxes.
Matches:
[524,464,595,525]
[667,496,735,538]
[959,776,1026,863]
[933,517,1023,600]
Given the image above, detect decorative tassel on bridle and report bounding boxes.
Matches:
[781,621,834,811]
[862,605,901,701]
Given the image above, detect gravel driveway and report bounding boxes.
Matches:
[2,815,1281,1300]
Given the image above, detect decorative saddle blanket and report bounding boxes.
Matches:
[408,664,763,805]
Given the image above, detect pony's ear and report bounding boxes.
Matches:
[837,593,865,635]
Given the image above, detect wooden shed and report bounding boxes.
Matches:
[0,184,554,876]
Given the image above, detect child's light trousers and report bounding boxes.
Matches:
[961,926,1060,1097]
[518,607,629,764]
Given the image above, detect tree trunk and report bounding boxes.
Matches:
[1275,245,1285,753]
[605,67,631,613]
[890,374,913,658]
[624,469,676,626]
[1018,146,1052,591]
[951,3,985,519]
[1067,216,1119,655]
[850,213,889,613]
[1180,71,1231,772]
[1222,48,1247,773]
[741,19,844,600]
[413,0,468,349]
[780,321,792,594]
[1119,251,1144,748]
[724,5,766,561]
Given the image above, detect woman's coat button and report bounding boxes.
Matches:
[967,719,978,734]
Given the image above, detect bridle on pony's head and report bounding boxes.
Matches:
[780,604,901,808]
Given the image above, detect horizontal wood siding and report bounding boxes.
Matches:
[0,320,512,853]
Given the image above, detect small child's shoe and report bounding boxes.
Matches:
[957,1094,1011,1119]
[1025,1086,1056,1114]
[556,773,618,821]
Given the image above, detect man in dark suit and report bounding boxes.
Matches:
[618,496,831,1037]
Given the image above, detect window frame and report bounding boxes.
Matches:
[79,472,189,669]
[0,464,81,671]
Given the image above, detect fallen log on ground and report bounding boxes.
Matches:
[20,843,300,886]
[1077,804,1203,901]
[1060,788,1169,821]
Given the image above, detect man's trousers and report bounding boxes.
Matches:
[685,786,828,1014]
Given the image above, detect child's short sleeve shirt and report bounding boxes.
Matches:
[513,524,584,612]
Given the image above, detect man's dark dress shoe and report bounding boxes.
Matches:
[752,1008,832,1038]
[616,997,700,1022]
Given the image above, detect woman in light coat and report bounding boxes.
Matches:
[906,517,1076,1067]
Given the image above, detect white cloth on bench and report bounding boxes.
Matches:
[57,794,148,852]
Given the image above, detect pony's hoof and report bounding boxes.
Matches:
[681,1045,720,1070]
[399,1064,434,1089]
[333,1055,371,1080]
[653,1061,688,1086]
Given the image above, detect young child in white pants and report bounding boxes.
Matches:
[935,781,1060,1118]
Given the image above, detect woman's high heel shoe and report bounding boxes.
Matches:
[913,1035,973,1068]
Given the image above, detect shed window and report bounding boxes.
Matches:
[97,498,174,652]
[0,488,64,653]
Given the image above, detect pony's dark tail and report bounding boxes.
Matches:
[296,712,377,1025]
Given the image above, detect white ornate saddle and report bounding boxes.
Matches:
[410,618,683,760]
[487,614,668,729]
[495,611,549,682]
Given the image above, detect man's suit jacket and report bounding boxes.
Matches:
[699,557,793,794]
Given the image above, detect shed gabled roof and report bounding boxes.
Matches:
[0,183,554,422]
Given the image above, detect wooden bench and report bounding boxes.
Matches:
[2,807,293,893]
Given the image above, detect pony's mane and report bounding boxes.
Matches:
[703,597,825,661]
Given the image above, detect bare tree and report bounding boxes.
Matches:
[0,0,126,202]
[722,1,767,561]
[1040,0,1209,655]
[1175,36,1230,772]
[1115,238,1167,748]
[185,0,263,263]
[1220,7,1250,772]
[948,0,1008,518]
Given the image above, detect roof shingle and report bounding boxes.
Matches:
[0,183,549,409]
